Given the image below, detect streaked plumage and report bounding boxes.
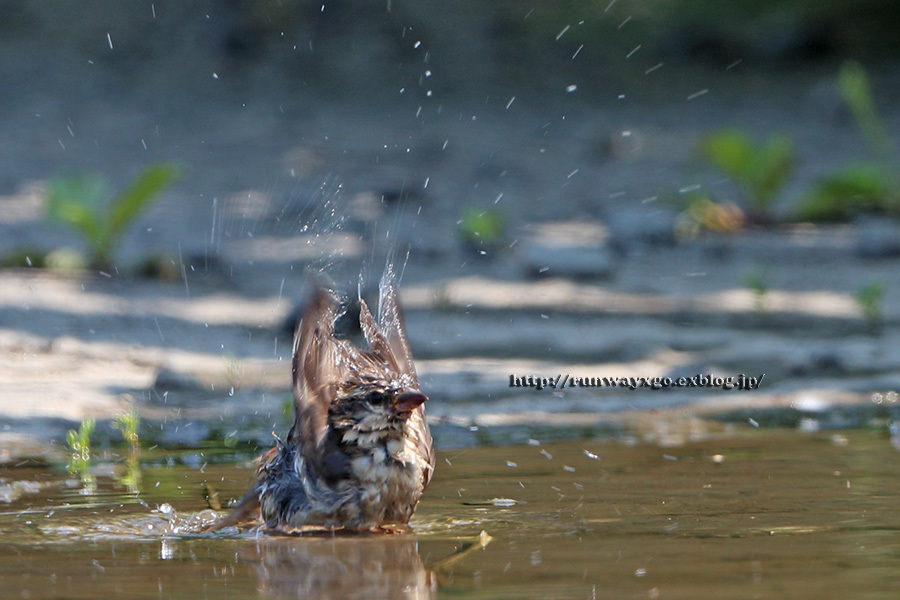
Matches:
[208,281,434,533]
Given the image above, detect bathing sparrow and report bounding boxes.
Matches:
[207,283,434,533]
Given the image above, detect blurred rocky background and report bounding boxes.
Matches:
[1,0,900,459]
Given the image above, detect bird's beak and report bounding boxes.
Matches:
[393,390,428,413]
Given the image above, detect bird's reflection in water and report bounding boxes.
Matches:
[239,534,436,599]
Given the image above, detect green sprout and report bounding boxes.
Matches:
[66,417,96,493]
[113,408,140,452]
[797,62,900,221]
[459,208,504,255]
[45,163,180,270]
[856,280,885,333]
[742,269,769,313]
[698,129,795,217]
[113,409,142,494]
[840,61,897,167]
[223,430,239,449]
[796,164,895,221]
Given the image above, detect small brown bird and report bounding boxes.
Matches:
[208,282,434,533]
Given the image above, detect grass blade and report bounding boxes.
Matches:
[110,163,180,238]
[839,61,897,167]
[45,176,106,253]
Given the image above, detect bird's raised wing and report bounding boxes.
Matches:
[372,279,434,489]
[291,287,343,457]
[374,282,418,386]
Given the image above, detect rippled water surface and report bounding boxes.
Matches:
[2,430,899,599]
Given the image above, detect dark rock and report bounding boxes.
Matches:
[606,207,677,248]
[517,220,617,280]
[809,349,845,374]
[153,368,201,391]
[518,242,615,280]
[854,216,900,259]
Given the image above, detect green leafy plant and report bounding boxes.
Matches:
[797,62,900,221]
[66,417,96,492]
[698,129,795,217]
[459,208,504,257]
[840,61,897,166]
[45,163,180,270]
[796,164,894,221]
[113,409,142,494]
[856,279,885,332]
[113,409,140,452]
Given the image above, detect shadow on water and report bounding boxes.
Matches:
[1,429,900,598]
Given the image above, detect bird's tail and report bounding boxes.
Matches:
[201,483,262,532]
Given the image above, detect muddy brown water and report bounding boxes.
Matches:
[1,430,898,599]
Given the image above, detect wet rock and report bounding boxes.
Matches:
[854,216,900,259]
[0,479,47,503]
[87,463,119,479]
[518,242,615,280]
[788,349,845,377]
[588,129,646,162]
[606,207,677,248]
[153,368,201,391]
[0,431,65,465]
[517,220,616,280]
[695,227,852,264]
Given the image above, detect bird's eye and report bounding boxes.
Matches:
[367,391,386,405]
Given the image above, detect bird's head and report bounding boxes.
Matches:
[329,376,428,435]
[290,284,429,451]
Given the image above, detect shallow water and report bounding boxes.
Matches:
[1,430,898,599]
